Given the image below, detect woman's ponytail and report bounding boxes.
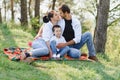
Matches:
[43,10,54,23]
[43,16,49,23]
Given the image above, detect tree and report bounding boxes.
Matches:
[11,0,14,21]
[20,0,28,26]
[77,0,119,53]
[35,0,40,19]
[3,0,7,22]
[94,0,110,53]
[32,0,40,33]
[28,0,32,20]
[52,0,56,10]
[0,8,2,23]
[108,1,120,26]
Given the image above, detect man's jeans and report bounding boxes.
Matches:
[31,37,49,58]
[68,32,96,58]
[50,40,70,57]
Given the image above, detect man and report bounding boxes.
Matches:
[57,4,98,61]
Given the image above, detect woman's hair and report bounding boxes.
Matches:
[52,25,61,32]
[43,10,55,23]
[59,4,70,13]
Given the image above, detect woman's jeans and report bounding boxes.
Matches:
[68,32,96,58]
[31,37,49,58]
[50,40,69,57]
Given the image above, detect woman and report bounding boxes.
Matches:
[21,10,61,61]
[35,11,61,39]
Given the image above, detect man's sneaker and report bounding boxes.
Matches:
[88,56,98,62]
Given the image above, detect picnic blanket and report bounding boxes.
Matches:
[3,47,89,61]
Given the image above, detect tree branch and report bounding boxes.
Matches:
[109,4,120,12]
[83,8,96,17]
[108,18,120,26]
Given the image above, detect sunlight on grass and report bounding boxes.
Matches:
[35,61,101,80]
[11,29,33,47]
[106,26,120,66]
[103,65,120,79]
[0,23,120,80]
[0,24,33,49]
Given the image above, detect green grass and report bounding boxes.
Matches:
[0,23,120,80]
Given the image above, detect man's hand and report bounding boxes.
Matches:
[56,43,67,49]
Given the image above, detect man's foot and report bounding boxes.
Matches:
[88,56,98,62]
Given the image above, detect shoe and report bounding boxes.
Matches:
[56,54,60,58]
[88,56,98,62]
[52,54,57,58]
[81,53,87,57]
[56,54,62,60]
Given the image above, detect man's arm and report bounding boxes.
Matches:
[56,40,75,49]
[72,18,82,44]
[66,40,75,46]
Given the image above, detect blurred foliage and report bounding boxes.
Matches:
[30,17,40,33]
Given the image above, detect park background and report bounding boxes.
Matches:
[0,0,120,80]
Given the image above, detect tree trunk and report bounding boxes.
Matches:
[33,0,40,33]
[11,0,14,21]
[35,0,40,18]
[52,0,56,10]
[3,0,6,22]
[94,0,110,53]
[28,0,32,20]
[20,0,28,26]
[0,8,2,23]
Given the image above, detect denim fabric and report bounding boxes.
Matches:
[50,40,69,57]
[68,32,96,58]
[31,37,49,58]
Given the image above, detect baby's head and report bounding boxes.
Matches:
[52,25,62,38]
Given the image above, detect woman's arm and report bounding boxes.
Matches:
[34,24,44,39]
[46,41,52,58]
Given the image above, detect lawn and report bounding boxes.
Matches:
[0,23,120,80]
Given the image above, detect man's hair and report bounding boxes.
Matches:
[52,25,61,32]
[59,4,70,13]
